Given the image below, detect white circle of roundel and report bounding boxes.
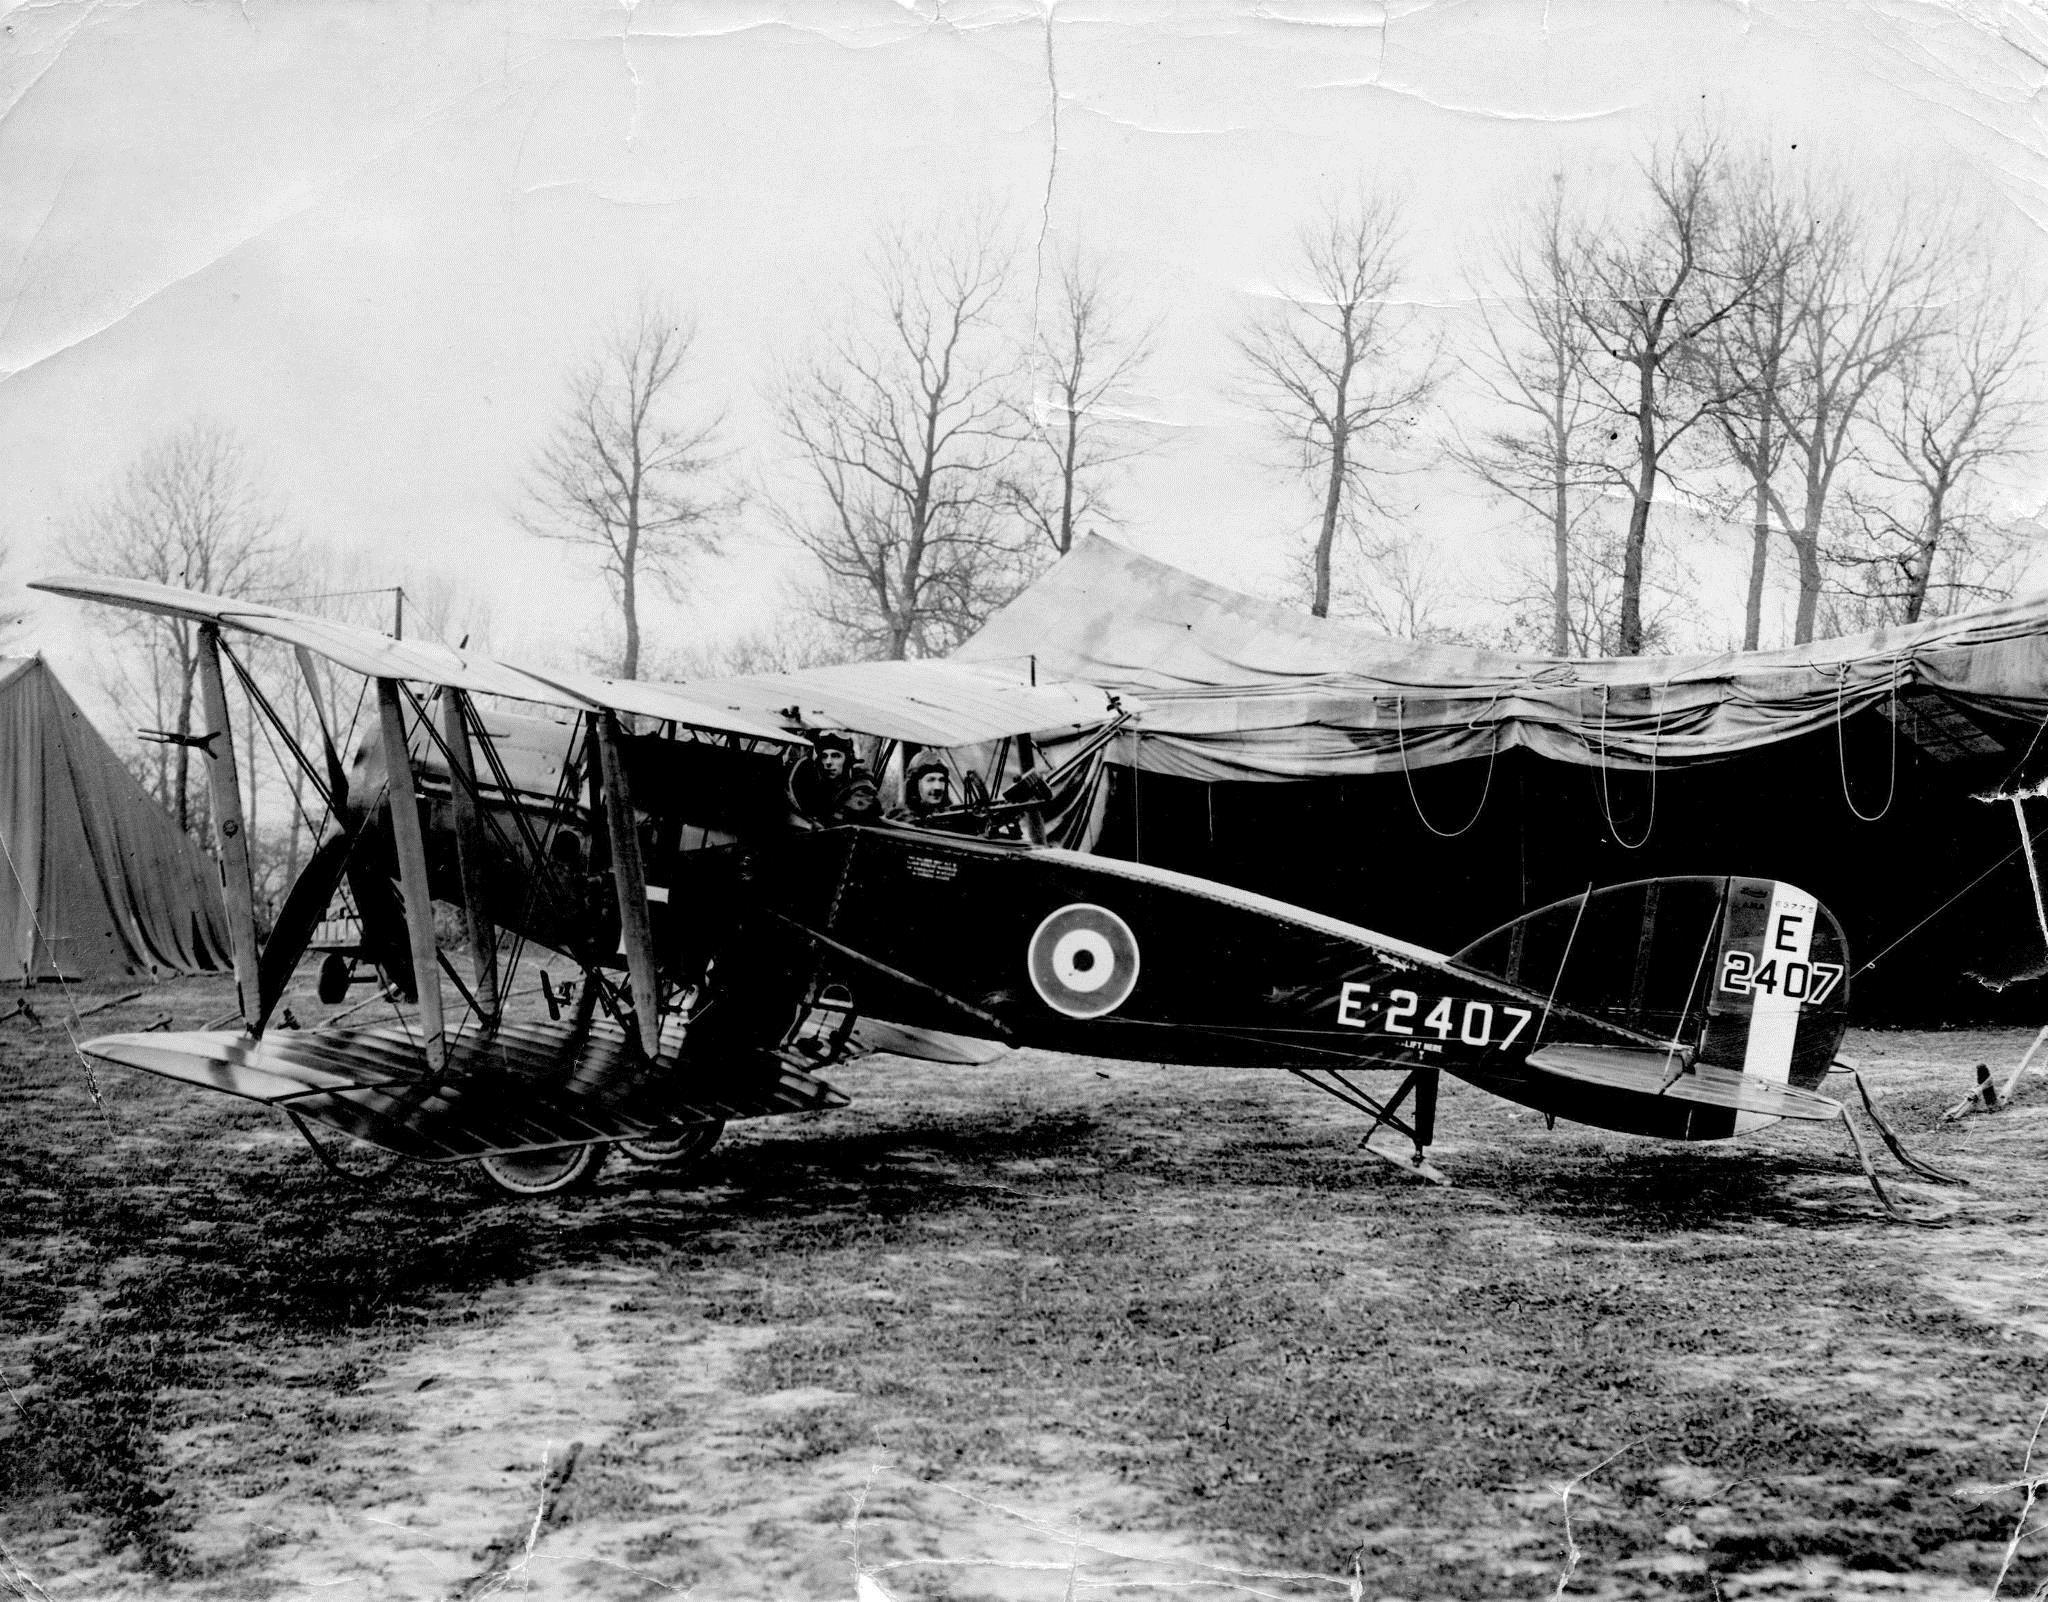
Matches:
[1028,904,1140,1018]
[1052,929,1114,993]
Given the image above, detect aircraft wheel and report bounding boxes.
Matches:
[618,1119,724,1167]
[474,1142,607,1197]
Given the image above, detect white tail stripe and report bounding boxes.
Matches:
[1736,882,1817,1133]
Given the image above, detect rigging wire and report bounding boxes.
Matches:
[218,639,333,847]
[396,684,587,1040]
[1532,884,1593,1050]
[1664,902,1724,1068]
[1851,815,2048,977]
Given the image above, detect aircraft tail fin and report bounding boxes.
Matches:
[1452,877,1853,1138]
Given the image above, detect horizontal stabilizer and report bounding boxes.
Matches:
[1525,1044,1842,1123]
[82,1019,848,1162]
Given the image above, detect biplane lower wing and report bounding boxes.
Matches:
[80,1021,847,1161]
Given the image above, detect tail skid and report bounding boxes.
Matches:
[1518,1041,1963,1224]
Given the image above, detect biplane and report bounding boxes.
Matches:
[30,573,1954,1216]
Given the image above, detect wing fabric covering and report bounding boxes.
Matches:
[79,1020,847,1160]
[29,572,1124,749]
[0,657,229,979]
[1520,1044,1842,1122]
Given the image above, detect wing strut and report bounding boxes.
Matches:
[293,645,351,809]
[376,678,447,1070]
[440,689,501,1029]
[196,625,262,1029]
[595,711,662,1061]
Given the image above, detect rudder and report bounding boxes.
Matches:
[1450,876,1852,1140]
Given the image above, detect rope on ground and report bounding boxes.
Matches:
[1822,1062,1963,1225]
[1841,1063,1965,1185]
[1833,1106,1958,1227]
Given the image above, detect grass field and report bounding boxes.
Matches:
[3,973,2048,1600]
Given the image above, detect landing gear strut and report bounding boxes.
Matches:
[1290,1065,1446,1184]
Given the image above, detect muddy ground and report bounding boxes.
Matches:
[3,975,2048,1601]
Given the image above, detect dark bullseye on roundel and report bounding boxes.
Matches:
[1027,903,1141,1018]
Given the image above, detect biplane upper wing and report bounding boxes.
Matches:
[29,573,805,745]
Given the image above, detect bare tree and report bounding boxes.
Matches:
[773,216,1029,660]
[1696,158,1811,649]
[1448,177,1618,654]
[1836,273,2037,623]
[1233,188,1439,619]
[1323,530,1470,642]
[1761,199,1937,642]
[1006,247,1163,557]
[648,613,843,680]
[1568,133,1760,654]
[523,300,730,680]
[63,420,289,831]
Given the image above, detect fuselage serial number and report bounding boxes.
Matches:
[1334,982,1533,1048]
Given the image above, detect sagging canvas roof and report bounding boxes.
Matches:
[958,537,2048,782]
[0,657,229,978]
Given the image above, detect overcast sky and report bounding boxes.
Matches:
[6,0,2048,701]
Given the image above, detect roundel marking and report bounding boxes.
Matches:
[1028,903,1141,1019]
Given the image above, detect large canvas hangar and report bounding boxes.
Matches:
[961,538,2048,1024]
[0,655,230,981]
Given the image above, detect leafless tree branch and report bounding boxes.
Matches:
[520,298,734,679]
[771,213,1035,660]
[1233,186,1441,619]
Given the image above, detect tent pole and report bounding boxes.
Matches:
[441,689,500,1030]
[1132,728,1143,865]
[596,711,663,1061]
[2001,794,2048,1107]
[376,678,445,1071]
[196,626,262,1030]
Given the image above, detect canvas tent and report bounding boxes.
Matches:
[960,538,2048,1024]
[0,656,229,980]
